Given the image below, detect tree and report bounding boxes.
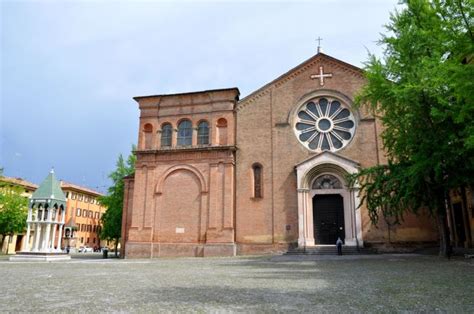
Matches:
[0,184,28,254]
[349,0,474,256]
[99,146,136,257]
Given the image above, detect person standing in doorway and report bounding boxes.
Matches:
[336,237,343,255]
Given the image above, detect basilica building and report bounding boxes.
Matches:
[121,52,439,258]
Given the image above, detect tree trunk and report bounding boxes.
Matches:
[435,190,453,258]
[437,211,451,257]
[460,186,472,248]
[114,239,118,257]
[0,234,5,254]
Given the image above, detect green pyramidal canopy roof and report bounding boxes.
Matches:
[31,169,66,205]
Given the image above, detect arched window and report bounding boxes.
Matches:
[143,123,153,149]
[161,123,172,147]
[216,118,228,145]
[312,174,342,189]
[197,121,209,145]
[177,120,192,146]
[252,163,263,198]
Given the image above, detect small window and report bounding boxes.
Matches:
[216,118,228,145]
[93,238,96,244]
[72,193,76,200]
[197,121,209,145]
[161,123,172,147]
[77,223,81,231]
[252,163,263,198]
[83,210,88,218]
[76,208,81,216]
[79,194,83,201]
[143,123,153,149]
[65,192,70,198]
[87,237,90,243]
[177,120,192,146]
[81,237,84,243]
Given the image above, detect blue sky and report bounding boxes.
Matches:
[1,0,398,192]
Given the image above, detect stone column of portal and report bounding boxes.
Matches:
[305,190,315,246]
[297,189,306,247]
[302,190,314,246]
[50,210,58,251]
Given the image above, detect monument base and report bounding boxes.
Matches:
[9,252,71,262]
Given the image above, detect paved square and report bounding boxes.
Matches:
[1,254,473,312]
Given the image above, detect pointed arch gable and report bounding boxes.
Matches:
[296,151,360,189]
[155,165,208,195]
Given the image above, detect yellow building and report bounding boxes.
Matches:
[0,176,38,254]
[60,182,107,252]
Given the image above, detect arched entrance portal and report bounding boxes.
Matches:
[313,194,344,244]
[312,174,345,244]
[295,151,364,248]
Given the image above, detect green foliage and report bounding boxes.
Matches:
[99,146,136,252]
[0,183,28,251]
[350,0,474,255]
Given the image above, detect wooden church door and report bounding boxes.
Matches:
[313,194,345,244]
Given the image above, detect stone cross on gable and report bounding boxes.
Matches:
[310,66,332,86]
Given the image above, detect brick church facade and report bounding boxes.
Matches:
[121,52,438,258]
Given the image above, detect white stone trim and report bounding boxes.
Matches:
[296,152,363,247]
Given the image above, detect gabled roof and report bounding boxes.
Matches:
[31,169,66,204]
[0,176,38,191]
[60,181,103,197]
[237,52,364,110]
[295,151,360,169]
[133,87,240,102]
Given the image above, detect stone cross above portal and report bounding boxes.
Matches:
[310,66,332,86]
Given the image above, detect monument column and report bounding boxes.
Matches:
[23,223,31,251]
[57,209,65,251]
[22,207,32,251]
[33,222,41,252]
[32,209,42,251]
[43,208,53,252]
[50,209,58,250]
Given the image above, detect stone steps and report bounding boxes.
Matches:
[284,245,374,255]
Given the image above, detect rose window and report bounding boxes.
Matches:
[294,97,355,152]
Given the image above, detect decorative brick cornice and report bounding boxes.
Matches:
[135,146,236,163]
[135,145,236,155]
